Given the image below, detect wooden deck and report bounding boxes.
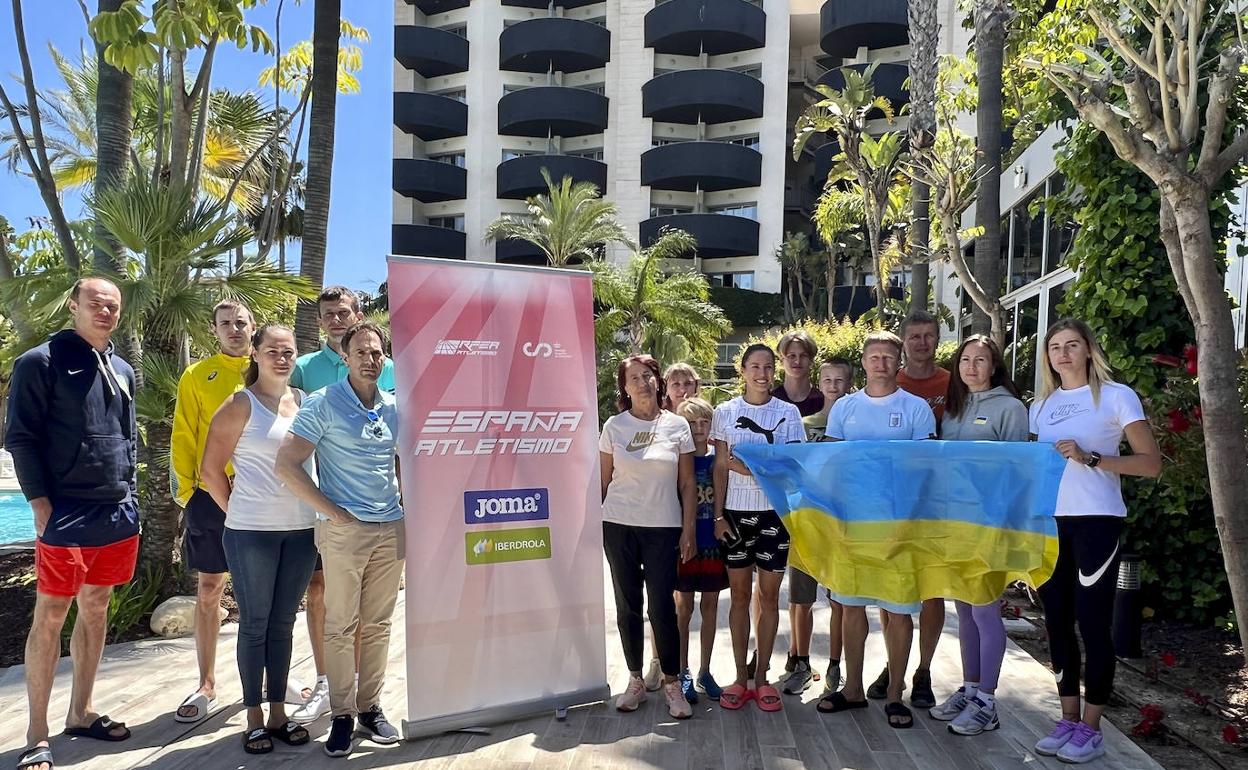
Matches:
[0,562,1163,769]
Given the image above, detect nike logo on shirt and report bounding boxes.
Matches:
[1078,542,1119,587]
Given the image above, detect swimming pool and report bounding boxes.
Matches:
[0,493,35,544]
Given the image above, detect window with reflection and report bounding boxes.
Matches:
[1011,190,1045,290]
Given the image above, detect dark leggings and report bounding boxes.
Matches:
[223,527,319,708]
[1039,516,1123,706]
[602,521,681,676]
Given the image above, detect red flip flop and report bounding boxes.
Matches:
[720,683,754,710]
[755,683,784,712]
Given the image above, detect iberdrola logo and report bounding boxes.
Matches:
[472,537,494,556]
[465,527,552,565]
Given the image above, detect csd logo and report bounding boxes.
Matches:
[522,342,555,358]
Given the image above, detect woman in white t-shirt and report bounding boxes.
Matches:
[1028,319,1160,764]
[201,324,318,755]
[600,355,697,720]
[710,344,805,712]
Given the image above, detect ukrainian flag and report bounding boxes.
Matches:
[733,441,1066,606]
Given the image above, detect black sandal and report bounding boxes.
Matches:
[64,715,130,741]
[817,691,869,713]
[243,727,274,754]
[885,701,913,729]
[16,745,53,770]
[268,721,310,746]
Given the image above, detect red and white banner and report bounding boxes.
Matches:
[387,256,608,738]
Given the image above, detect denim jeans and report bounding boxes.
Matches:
[222,527,319,707]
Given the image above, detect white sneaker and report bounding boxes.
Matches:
[643,658,663,692]
[663,680,692,719]
[948,697,999,735]
[291,677,330,724]
[616,675,647,712]
[929,687,970,721]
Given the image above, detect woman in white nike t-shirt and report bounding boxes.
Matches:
[1028,319,1160,763]
[600,354,697,720]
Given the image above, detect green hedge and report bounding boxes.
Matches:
[709,286,784,328]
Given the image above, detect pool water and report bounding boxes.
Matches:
[0,493,35,544]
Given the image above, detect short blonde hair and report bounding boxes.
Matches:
[663,362,700,384]
[675,396,713,423]
[862,330,903,357]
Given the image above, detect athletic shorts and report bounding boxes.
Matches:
[788,565,818,605]
[723,508,789,573]
[183,488,228,574]
[35,535,139,597]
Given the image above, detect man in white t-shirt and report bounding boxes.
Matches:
[819,330,936,729]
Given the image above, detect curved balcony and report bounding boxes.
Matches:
[393,92,468,140]
[395,26,469,78]
[392,159,466,203]
[392,224,467,260]
[495,239,550,265]
[645,0,766,55]
[639,213,759,258]
[820,0,907,58]
[499,18,610,73]
[497,154,608,199]
[642,69,764,125]
[641,142,761,192]
[498,86,608,137]
[503,0,602,7]
[404,0,470,14]
[817,62,909,110]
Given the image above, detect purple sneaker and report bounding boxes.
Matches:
[1034,718,1079,756]
[1056,722,1106,763]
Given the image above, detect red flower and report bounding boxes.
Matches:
[1168,409,1191,433]
[1183,344,1198,376]
[1223,725,1240,745]
[1140,703,1166,722]
[1160,651,1177,667]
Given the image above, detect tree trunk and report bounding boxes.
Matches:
[167,47,193,190]
[296,0,341,354]
[1168,191,1248,655]
[136,335,181,581]
[907,0,938,314]
[972,1,1010,335]
[866,204,887,321]
[93,0,132,273]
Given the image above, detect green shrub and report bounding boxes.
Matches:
[708,286,784,328]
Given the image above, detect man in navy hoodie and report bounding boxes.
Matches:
[6,277,138,770]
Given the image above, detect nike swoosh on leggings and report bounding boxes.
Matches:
[1077,542,1119,587]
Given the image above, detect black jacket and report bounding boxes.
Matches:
[5,329,137,503]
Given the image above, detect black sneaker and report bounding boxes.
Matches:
[784,651,797,674]
[910,668,936,709]
[358,707,401,744]
[867,667,890,699]
[324,715,354,757]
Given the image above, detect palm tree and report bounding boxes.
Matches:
[972,0,1013,335]
[84,176,317,574]
[590,228,731,361]
[94,0,132,272]
[907,0,939,312]
[793,65,905,322]
[484,169,636,267]
[776,232,826,320]
[296,0,342,353]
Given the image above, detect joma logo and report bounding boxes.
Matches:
[463,487,550,524]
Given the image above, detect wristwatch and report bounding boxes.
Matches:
[1084,451,1102,468]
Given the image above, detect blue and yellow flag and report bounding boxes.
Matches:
[734,441,1066,607]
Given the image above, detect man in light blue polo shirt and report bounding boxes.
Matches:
[277,321,404,758]
[291,285,396,393]
[290,285,395,724]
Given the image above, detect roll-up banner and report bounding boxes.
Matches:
[387,256,609,739]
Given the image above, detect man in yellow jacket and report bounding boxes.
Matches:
[170,300,254,723]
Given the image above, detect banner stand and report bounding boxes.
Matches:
[401,684,611,740]
[388,255,608,742]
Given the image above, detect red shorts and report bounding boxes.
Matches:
[35,535,140,597]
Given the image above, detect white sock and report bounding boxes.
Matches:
[977,692,995,708]
[963,681,979,700]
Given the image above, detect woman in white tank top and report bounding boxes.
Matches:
[201,324,318,755]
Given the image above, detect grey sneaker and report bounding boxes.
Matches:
[821,662,842,698]
[781,659,813,695]
[948,697,999,735]
[642,658,663,691]
[928,687,969,721]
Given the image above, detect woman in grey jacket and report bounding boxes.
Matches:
[928,335,1028,736]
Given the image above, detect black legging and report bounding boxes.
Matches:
[602,521,681,676]
[1039,516,1123,706]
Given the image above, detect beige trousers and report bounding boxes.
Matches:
[315,517,405,717]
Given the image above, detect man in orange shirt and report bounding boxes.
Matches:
[867,309,949,710]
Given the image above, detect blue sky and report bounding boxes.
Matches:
[1,0,394,291]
